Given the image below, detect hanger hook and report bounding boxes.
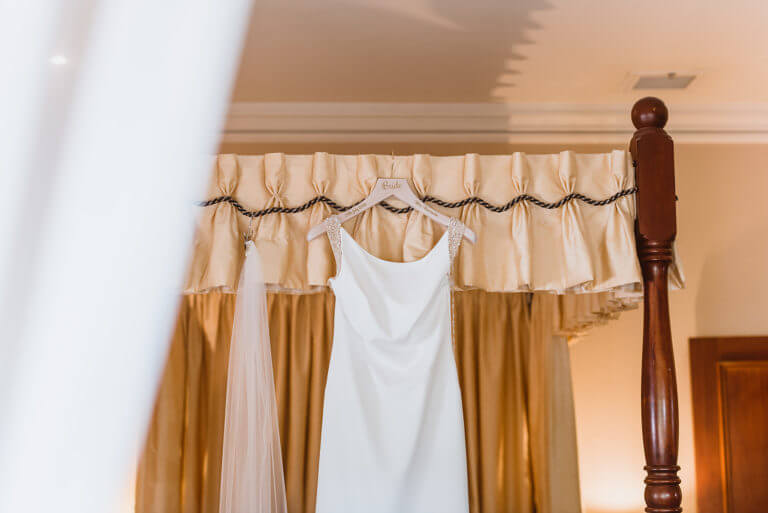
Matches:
[243,214,254,248]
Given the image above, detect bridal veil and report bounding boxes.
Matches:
[219,241,287,513]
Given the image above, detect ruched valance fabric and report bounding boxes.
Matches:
[185,152,684,332]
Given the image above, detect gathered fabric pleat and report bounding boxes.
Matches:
[452,290,533,513]
[136,293,235,513]
[185,152,685,336]
[186,153,681,289]
[527,294,582,513]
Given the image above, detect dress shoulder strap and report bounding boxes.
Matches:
[447,217,465,263]
[325,215,343,272]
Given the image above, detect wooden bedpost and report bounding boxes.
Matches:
[630,97,682,513]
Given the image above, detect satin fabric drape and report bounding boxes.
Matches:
[185,153,684,314]
[137,291,579,513]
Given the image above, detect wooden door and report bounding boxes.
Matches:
[690,337,768,513]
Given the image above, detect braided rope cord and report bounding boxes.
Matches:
[197,187,638,218]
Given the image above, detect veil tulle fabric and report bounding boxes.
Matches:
[219,241,287,513]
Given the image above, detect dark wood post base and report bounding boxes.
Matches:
[645,465,682,513]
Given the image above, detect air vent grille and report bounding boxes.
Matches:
[633,72,696,90]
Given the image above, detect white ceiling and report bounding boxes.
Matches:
[233,0,768,105]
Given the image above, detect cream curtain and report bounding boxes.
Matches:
[186,152,682,306]
[138,291,579,513]
[528,294,582,513]
[185,151,683,334]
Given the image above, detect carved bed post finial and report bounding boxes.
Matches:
[630,97,682,513]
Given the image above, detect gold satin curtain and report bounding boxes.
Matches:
[136,291,579,513]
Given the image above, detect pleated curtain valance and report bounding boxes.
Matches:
[185,152,684,331]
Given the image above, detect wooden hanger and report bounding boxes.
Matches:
[306,177,477,243]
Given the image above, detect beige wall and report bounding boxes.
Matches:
[569,144,768,513]
[219,140,768,513]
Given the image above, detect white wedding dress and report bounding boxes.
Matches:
[315,215,470,513]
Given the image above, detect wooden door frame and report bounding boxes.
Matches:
[689,336,768,513]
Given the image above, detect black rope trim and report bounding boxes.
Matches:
[198,187,637,218]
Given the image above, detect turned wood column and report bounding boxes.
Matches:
[630,97,682,513]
